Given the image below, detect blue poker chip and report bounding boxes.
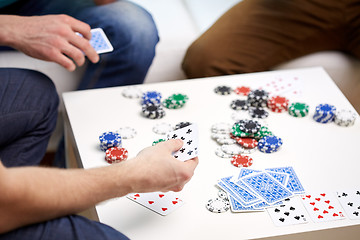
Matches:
[99,131,122,151]
[258,135,283,153]
[142,91,162,105]
[313,103,336,123]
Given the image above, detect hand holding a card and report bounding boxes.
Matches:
[123,139,199,193]
[0,14,99,71]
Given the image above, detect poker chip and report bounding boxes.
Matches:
[153,122,173,134]
[231,155,253,167]
[174,121,191,130]
[242,148,257,154]
[211,122,232,134]
[231,123,254,138]
[211,132,230,140]
[230,99,249,110]
[218,189,228,200]
[234,86,251,96]
[334,109,357,127]
[216,137,236,145]
[152,139,166,146]
[214,85,232,95]
[105,147,128,164]
[258,135,283,153]
[206,198,230,213]
[267,96,289,113]
[117,127,137,139]
[141,103,166,119]
[313,103,336,123]
[236,137,258,148]
[238,119,261,134]
[215,147,233,158]
[288,102,309,117]
[99,131,122,151]
[141,91,162,105]
[163,93,189,109]
[121,86,143,99]
[247,89,269,107]
[254,126,273,140]
[249,107,269,119]
[221,143,244,155]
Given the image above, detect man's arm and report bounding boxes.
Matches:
[0,139,198,234]
[0,15,99,71]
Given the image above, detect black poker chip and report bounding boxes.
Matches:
[174,121,192,130]
[247,89,269,107]
[214,86,232,95]
[142,103,165,119]
[249,107,269,119]
[230,99,249,110]
[238,119,261,134]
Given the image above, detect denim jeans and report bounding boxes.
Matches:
[0,68,129,239]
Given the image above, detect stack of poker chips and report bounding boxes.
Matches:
[214,85,232,95]
[105,146,128,164]
[247,89,269,107]
[141,91,165,119]
[257,135,283,153]
[313,103,336,123]
[267,96,289,113]
[230,99,249,110]
[163,93,188,109]
[99,131,122,151]
[288,102,309,117]
[334,109,357,127]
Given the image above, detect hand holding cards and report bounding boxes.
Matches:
[77,28,113,54]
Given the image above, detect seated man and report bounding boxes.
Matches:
[182,0,360,78]
[0,68,198,239]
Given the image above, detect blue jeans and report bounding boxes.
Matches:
[0,69,129,239]
[0,0,159,89]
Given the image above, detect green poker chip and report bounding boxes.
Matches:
[163,93,188,109]
[288,102,309,117]
[254,126,273,140]
[152,139,166,146]
[231,123,254,137]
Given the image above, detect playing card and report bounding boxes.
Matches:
[300,192,345,223]
[265,170,289,186]
[241,172,294,205]
[166,123,199,161]
[127,191,184,216]
[90,28,113,54]
[228,195,264,212]
[266,166,305,194]
[217,177,262,207]
[336,189,360,220]
[267,197,308,227]
[260,76,303,98]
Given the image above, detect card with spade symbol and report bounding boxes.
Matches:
[336,189,360,220]
[127,191,184,216]
[166,123,199,161]
[267,197,308,226]
[300,192,345,223]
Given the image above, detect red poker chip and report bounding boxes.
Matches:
[105,147,128,163]
[234,86,251,96]
[268,106,287,113]
[235,137,258,148]
[231,155,253,167]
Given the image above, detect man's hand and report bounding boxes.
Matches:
[0,15,99,71]
[123,139,199,194]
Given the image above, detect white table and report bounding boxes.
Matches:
[63,67,360,240]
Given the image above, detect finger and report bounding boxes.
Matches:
[62,44,86,67]
[69,34,99,64]
[158,139,183,153]
[52,51,76,71]
[65,15,92,40]
[183,157,199,170]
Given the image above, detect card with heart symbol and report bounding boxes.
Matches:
[336,189,360,220]
[300,192,345,223]
[166,123,199,161]
[127,191,184,216]
[267,197,308,226]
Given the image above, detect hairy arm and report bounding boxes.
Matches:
[0,139,198,234]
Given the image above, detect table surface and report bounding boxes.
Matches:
[63,67,360,240]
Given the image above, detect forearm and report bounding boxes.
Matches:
[0,15,21,47]
[0,163,132,233]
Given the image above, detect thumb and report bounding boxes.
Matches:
[160,139,183,153]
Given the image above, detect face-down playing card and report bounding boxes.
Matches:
[166,123,199,161]
[127,191,184,216]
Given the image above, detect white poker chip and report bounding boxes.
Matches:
[231,111,249,122]
[218,189,228,200]
[117,127,137,139]
[122,86,143,99]
[152,122,173,135]
[242,148,257,154]
[211,133,230,140]
[216,137,236,145]
[211,122,232,134]
[334,109,357,127]
[206,197,230,213]
[215,147,233,158]
[215,148,233,158]
[221,143,244,155]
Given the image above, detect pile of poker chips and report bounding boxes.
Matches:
[257,135,283,153]
[334,109,357,127]
[99,131,122,151]
[313,103,336,123]
[247,89,269,108]
[142,103,166,119]
[288,102,309,117]
[162,93,188,109]
[105,147,128,164]
[267,96,289,113]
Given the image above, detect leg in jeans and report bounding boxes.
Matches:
[0,215,129,240]
[182,0,346,78]
[0,68,59,167]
